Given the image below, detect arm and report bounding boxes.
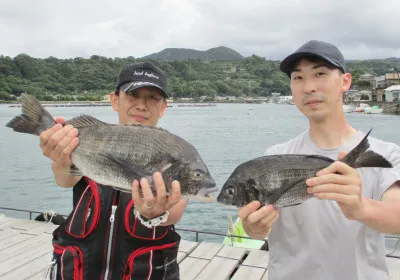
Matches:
[307,149,400,234]
[357,182,400,234]
[52,161,82,188]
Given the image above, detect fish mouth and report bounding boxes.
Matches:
[197,186,219,196]
[186,186,219,202]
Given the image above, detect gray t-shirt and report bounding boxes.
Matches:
[265,129,400,280]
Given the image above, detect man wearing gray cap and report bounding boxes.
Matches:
[238,40,400,279]
[39,61,185,279]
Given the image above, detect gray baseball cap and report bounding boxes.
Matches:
[280,40,347,77]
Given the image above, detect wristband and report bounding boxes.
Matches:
[133,208,169,228]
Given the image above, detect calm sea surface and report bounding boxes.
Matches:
[0,103,399,242]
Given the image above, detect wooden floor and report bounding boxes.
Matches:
[0,215,400,280]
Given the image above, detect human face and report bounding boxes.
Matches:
[110,86,167,126]
[289,58,352,123]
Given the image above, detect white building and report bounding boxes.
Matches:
[384,85,400,102]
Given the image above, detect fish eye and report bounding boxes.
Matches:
[227,186,235,196]
[193,170,202,178]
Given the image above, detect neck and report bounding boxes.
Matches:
[308,113,357,149]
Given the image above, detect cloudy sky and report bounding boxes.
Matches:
[0,0,399,60]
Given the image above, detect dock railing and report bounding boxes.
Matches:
[0,206,265,243]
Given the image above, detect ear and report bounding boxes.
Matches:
[110,92,119,112]
[341,73,352,92]
[159,100,168,118]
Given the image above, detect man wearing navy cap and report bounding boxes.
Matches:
[239,40,400,280]
[39,61,185,279]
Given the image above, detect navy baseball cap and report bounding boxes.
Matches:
[280,40,347,77]
[116,61,169,98]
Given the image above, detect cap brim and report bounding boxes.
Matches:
[120,82,169,98]
[280,52,343,76]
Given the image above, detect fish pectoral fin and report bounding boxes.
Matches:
[65,114,108,128]
[243,182,260,203]
[101,153,152,181]
[68,165,84,176]
[160,163,173,173]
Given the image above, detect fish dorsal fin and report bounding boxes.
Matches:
[65,114,108,128]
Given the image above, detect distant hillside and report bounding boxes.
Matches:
[1,51,400,102]
[142,46,244,62]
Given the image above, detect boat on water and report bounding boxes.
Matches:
[364,105,383,114]
[177,103,217,107]
[343,104,356,113]
[354,103,370,113]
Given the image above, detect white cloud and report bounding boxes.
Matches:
[0,0,399,60]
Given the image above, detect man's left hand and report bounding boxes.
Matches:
[131,172,182,220]
[306,152,366,220]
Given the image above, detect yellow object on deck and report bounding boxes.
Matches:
[223,216,266,249]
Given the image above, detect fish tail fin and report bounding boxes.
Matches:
[6,94,56,136]
[342,129,392,168]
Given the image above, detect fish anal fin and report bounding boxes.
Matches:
[65,115,108,128]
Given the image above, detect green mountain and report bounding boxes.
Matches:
[142,46,244,62]
[0,48,399,102]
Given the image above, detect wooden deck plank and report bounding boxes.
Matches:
[29,223,58,235]
[0,216,399,279]
[179,239,199,254]
[0,228,22,241]
[0,238,52,276]
[231,265,266,280]
[217,245,247,260]
[178,251,187,263]
[0,233,52,262]
[25,268,47,280]
[0,215,15,227]
[242,250,269,269]
[386,237,400,255]
[1,251,52,280]
[387,257,400,280]
[7,220,54,233]
[0,232,36,251]
[261,271,269,280]
[189,242,223,260]
[179,256,210,280]
[194,256,238,280]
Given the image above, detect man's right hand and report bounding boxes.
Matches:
[39,117,79,167]
[238,201,280,240]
